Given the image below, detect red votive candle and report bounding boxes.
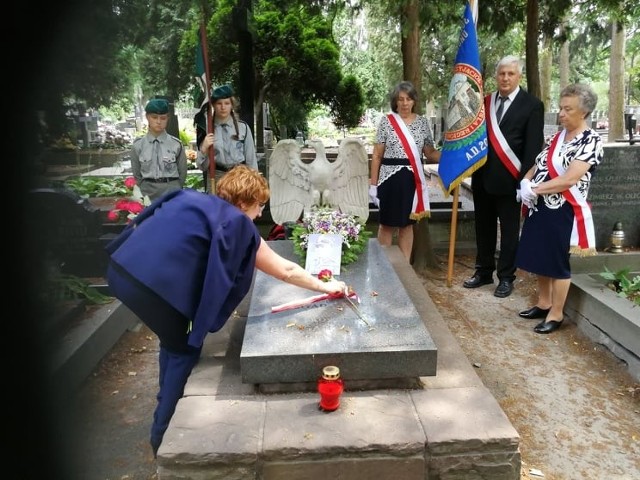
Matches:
[317,366,344,412]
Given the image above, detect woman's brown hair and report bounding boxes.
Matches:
[216,165,269,207]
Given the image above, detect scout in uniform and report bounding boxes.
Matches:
[194,85,258,191]
[131,98,188,201]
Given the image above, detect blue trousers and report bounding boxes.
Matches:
[107,262,202,456]
[151,346,201,455]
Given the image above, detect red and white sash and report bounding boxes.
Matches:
[485,93,521,179]
[546,130,596,256]
[387,113,430,219]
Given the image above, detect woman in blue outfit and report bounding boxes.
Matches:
[105,166,346,456]
[515,84,603,334]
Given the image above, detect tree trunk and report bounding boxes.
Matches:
[559,22,570,90]
[608,19,626,141]
[399,0,437,269]
[235,1,255,139]
[401,0,421,107]
[525,0,541,98]
[540,34,553,112]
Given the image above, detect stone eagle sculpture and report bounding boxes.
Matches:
[268,137,370,225]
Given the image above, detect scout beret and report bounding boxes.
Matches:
[212,85,234,101]
[145,98,169,114]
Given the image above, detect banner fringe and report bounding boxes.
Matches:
[438,155,487,198]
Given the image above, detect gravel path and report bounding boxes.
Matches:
[419,254,640,480]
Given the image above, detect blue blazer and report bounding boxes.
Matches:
[106,189,261,348]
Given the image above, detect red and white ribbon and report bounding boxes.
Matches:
[546,130,596,255]
[485,93,521,179]
[387,113,430,219]
[271,291,359,313]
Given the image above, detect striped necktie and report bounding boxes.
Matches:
[496,96,507,123]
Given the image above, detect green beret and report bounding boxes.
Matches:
[212,85,234,101]
[145,98,169,114]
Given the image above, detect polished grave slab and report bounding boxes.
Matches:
[240,239,437,384]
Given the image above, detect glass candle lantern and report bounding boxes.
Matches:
[317,366,344,412]
[609,221,625,253]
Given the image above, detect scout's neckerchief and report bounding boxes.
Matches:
[546,129,597,256]
[484,93,521,179]
[387,113,430,220]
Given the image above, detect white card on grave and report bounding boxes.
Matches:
[304,233,342,275]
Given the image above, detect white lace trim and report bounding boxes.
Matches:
[379,164,411,185]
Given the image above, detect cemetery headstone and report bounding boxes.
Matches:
[543,124,560,139]
[544,112,559,125]
[588,145,640,249]
[29,188,110,277]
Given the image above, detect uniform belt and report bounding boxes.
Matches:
[216,162,245,172]
[144,177,179,183]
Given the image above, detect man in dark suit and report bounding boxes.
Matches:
[463,55,544,297]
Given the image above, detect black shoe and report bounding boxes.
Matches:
[463,273,493,288]
[519,306,550,319]
[534,320,564,334]
[494,280,514,298]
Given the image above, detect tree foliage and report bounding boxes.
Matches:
[33,0,139,135]
[175,0,364,138]
[330,75,366,134]
[27,0,639,142]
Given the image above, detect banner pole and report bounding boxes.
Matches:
[199,19,216,194]
[446,186,460,287]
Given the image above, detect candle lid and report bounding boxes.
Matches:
[322,366,340,380]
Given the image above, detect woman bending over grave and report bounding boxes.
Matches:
[105,165,346,457]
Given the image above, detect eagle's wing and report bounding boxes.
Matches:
[331,137,370,222]
[268,139,311,225]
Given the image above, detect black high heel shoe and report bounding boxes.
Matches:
[519,306,550,319]
[534,319,564,334]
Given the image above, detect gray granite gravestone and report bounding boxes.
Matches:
[543,124,560,139]
[240,239,437,384]
[588,145,640,249]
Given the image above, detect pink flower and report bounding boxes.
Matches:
[124,177,137,189]
[115,199,130,210]
[108,199,144,223]
[126,201,144,214]
[107,177,147,223]
[318,269,333,282]
[107,210,121,222]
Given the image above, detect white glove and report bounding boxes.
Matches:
[368,185,379,207]
[519,178,538,204]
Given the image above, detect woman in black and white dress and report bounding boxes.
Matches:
[515,83,603,334]
[368,81,440,261]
